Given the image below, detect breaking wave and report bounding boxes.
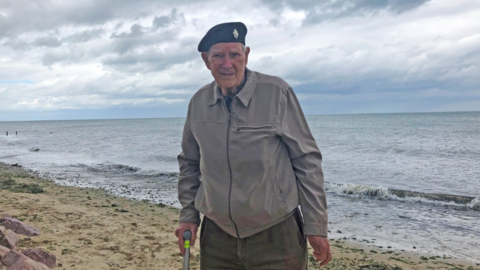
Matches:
[70,163,178,178]
[325,182,479,211]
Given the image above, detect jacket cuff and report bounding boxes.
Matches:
[303,222,328,237]
[179,219,200,227]
[179,206,200,226]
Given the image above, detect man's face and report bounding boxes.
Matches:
[202,42,250,90]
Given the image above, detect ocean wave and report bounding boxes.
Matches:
[325,182,479,211]
[467,198,480,211]
[69,163,179,181]
[136,170,178,178]
[73,163,141,174]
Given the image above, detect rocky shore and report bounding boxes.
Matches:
[0,162,478,270]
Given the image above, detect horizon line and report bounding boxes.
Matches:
[1,110,479,123]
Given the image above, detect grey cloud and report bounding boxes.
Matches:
[33,36,62,47]
[108,24,178,54]
[27,24,180,66]
[111,24,145,39]
[109,24,146,54]
[2,38,31,50]
[153,16,171,29]
[63,28,105,43]
[269,17,280,27]
[41,51,65,66]
[2,28,104,52]
[262,0,431,13]
[250,32,480,101]
[261,0,432,25]
[152,8,184,29]
[0,0,114,36]
[102,37,198,72]
[37,47,97,67]
[0,0,210,37]
[41,49,89,66]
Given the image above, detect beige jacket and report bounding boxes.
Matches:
[177,68,328,238]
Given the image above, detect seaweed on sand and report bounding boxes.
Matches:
[0,178,44,194]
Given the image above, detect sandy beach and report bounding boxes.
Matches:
[1,162,478,270]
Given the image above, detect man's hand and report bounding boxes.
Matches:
[307,235,332,266]
[174,222,199,255]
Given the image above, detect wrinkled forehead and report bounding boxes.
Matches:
[208,42,244,54]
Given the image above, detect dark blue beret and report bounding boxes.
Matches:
[198,22,247,52]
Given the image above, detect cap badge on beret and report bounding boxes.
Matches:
[233,29,239,39]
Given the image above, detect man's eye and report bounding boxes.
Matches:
[213,54,222,57]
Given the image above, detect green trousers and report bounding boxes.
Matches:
[200,209,308,270]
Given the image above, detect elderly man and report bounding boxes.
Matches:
[175,22,330,269]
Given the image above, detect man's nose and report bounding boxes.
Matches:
[221,55,233,68]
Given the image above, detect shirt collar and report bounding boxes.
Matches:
[209,68,257,107]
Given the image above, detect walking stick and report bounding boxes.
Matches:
[183,230,192,270]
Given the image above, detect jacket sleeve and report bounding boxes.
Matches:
[280,87,328,236]
[177,100,201,225]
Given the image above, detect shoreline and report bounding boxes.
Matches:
[1,162,479,270]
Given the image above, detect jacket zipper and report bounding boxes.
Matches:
[225,100,240,238]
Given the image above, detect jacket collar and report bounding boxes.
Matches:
[209,68,257,107]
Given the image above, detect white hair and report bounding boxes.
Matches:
[241,44,247,53]
[206,43,248,56]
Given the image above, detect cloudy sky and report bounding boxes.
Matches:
[1,0,479,121]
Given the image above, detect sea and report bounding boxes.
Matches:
[1,112,479,263]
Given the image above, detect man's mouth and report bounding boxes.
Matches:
[220,72,235,77]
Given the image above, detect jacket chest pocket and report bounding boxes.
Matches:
[229,124,279,162]
[235,125,274,132]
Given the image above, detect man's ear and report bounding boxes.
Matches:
[201,52,211,70]
[245,46,250,66]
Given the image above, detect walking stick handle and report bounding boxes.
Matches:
[183,230,192,242]
[183,230,192,270]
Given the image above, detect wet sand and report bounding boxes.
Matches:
[1,162,478,270]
